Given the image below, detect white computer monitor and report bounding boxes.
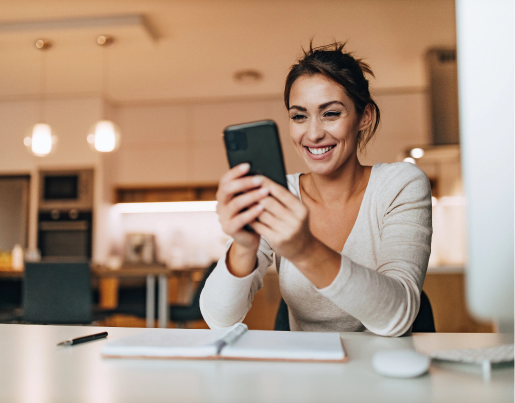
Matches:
[456,0,514,331]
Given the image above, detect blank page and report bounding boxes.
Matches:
[220,330,345,361]
[102,328,227,358]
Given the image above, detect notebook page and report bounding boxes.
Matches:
[220,330,345,361]
[102,328,228,358]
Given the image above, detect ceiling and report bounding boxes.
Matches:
[0,0,456,104]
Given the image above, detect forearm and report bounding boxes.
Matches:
[290,237,421,336]
[317,255,422,336]
[226,241,258,278]
[200,238,274,329]
[289,237,342,289]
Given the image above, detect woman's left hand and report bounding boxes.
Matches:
[250,176,315,262]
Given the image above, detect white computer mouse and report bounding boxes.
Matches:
[372,349,431,378]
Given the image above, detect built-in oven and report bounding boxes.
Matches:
[37,169,94,259]
[38,210,92,259]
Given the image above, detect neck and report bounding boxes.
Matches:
[304,152,368,205]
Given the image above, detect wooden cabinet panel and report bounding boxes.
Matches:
[423,273,493,333]
[115,184,218,203]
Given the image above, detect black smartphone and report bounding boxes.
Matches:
[223,120,288,189]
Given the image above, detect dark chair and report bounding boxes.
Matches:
[22,261,93,324]
[411,290,436,332]
[0,279,22,320]
[274,290,435,333]
[169,262,217,327]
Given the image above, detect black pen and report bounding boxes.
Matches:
[57,331,108,347]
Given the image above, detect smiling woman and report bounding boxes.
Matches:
[200,42,433,337]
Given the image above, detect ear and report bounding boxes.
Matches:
[358,103,374,132]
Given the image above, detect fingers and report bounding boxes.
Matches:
[249,220,274,239]
[260,177,307,220]
[224,187,270,219]
[223,203,264,235]
[217,165,265,205]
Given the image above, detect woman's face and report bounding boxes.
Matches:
[288,74,371,177]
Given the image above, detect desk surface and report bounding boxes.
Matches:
[0,324,512,403]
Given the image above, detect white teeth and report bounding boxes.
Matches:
[307,146,334,155]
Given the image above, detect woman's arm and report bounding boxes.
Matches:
[200,163,273,329]
[252,164,432,336]
[319,166,432,336]
[200,237,274,329]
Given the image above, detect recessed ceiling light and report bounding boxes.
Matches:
[233,69,263,84]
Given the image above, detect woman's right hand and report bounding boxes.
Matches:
[216,163,270,274]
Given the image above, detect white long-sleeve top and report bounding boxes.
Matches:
[200,162,433,337]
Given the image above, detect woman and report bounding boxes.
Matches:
[200,42,432,337]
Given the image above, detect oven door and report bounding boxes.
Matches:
[38,220,92,259]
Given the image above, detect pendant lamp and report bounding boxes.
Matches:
[24,39,57,157]
[87,35,121,153]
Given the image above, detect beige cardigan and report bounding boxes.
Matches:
[200,162,433,337]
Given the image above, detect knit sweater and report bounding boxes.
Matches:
[200,162,433,337]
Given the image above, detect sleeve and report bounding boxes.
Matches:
[317,163,432,337]
[199,237,274,329]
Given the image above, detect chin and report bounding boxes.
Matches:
[304,160,339,176]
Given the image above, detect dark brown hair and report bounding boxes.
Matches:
[284,41,380,152]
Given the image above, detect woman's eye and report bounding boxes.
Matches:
[324,111,341,118]
[290,114,307,121]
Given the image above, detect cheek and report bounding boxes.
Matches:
[289,124,303,144]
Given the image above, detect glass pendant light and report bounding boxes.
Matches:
[24,39,57,157]
[88,35,121,153]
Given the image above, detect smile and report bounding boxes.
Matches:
[306,145,335,155]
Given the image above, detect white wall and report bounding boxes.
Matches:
[0,98,102,172]
[109,90,430,187]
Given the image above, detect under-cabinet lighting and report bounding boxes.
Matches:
[114,201,218,213]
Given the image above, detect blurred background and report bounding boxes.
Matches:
[0,0,491,331]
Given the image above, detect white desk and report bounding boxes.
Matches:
[0,324,512,403]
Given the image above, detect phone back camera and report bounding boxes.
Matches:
[225,130,248,151]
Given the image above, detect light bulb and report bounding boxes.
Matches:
[410,148,425,159]
[88,120,121,152]
[25,123,56,156]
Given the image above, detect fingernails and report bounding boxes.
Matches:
[252,176,264,185]
[255,204,264,211]
[259,187,269,195]
[239,163,250,172]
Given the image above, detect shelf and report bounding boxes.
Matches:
[115,184,217,203]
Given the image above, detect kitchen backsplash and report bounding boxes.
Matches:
[109,209,228,268]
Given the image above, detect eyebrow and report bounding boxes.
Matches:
[289,101,345,112]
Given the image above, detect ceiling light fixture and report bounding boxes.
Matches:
[233,69,263,84]
[24,39,57,157]
[87,35,121,153]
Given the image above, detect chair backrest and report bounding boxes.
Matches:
[23,261,92,324]
[274,290,436,332]
[189,262,217,309]
[411,290,436,332]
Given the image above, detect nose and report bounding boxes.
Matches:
[306,117,325,143]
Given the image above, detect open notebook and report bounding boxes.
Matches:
[101,323,347,363]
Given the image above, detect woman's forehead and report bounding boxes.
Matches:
[289,74,351,105]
